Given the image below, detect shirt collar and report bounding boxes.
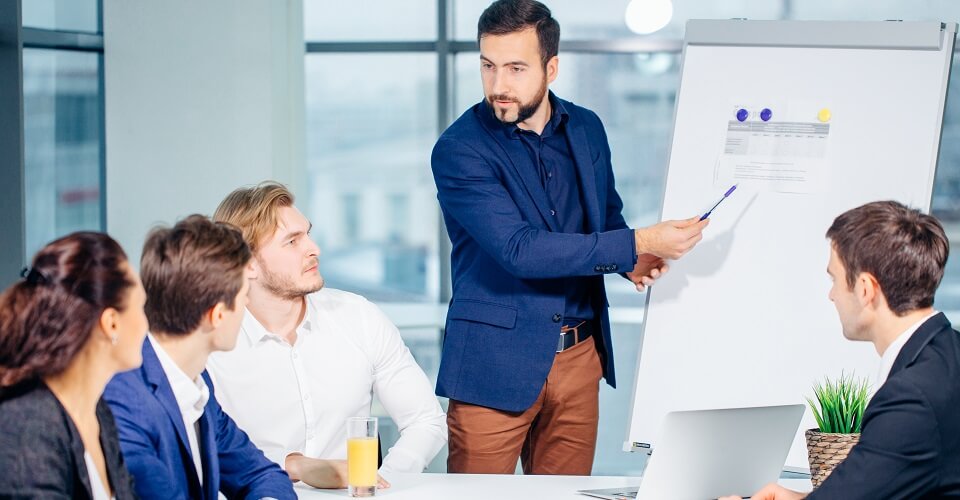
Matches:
[478,90,568,140]
[241,297,317,345]
[148,334,209,424]
[875,310,939,390]
[536,93,569,140]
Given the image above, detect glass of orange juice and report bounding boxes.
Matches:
[347,416,378,497]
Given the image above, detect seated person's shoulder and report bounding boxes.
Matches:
[0,382,68,433]
[0,383,72,472]
[864,333,959,453]
[307,289,400,346]
[103,369,167,430]
[895,328,960,413]
[103,368,153,402]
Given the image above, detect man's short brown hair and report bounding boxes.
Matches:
[478,0,560,69]
[827,200,949,315]
[140,215,251,335]
[213,181,294,253]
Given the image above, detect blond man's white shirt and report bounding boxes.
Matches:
[206,288,447,475]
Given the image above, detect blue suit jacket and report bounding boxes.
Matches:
[810,313,960,499]
[103,341,296,500]
[431,94,637,412]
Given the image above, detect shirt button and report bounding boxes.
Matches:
[303,394,310,401]
[292,352,298,359]
[547,172,553,178]
[550,209,556,216]
[552,313,562,323]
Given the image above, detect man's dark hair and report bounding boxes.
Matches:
[140,215,251,335]
[827,200,949,315]
[478,0,560,67]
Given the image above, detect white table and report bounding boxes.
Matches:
[294,473,813,499]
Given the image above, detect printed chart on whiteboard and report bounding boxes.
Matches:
[714,102,833,194]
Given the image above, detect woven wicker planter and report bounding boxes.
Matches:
[805,429,860,488]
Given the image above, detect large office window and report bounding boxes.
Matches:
[305,0,960,475]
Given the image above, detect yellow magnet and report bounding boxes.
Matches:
[817,108,832,123]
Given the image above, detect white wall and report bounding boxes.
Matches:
[103,0,306,264]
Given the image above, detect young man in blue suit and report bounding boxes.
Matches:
[723,201,960,499]
[431,0,709,474]
[104,216,296,499]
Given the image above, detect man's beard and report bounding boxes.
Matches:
[487,74,549,125]
[257,255,324,301]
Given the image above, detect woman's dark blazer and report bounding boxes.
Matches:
[0,380,136,499]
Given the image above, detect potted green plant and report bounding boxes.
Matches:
[805,372,870,488]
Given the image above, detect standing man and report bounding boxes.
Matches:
[208,182,446,487]
[431,0,708,475]
[722,201,960,499]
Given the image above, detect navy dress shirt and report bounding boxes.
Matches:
[510,95,593,323]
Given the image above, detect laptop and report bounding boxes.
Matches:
[579,404,805,500]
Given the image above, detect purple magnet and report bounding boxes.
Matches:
[736,108,749,122]
[760,108,773,121]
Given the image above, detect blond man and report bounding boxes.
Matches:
[206,182,446,488]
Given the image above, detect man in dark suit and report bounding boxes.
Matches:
[103,216,296,499]
[724,200,960,499]
[431,0,709,474]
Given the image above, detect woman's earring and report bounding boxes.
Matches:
[111,334,119,345]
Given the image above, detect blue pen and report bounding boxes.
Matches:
[699,184,738,221]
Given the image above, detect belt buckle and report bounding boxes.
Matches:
[557,322,584,352]
[557,330,576,352]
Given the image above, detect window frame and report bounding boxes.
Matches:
[0,0,104,287]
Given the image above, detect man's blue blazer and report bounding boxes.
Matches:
[810,312,960,498]
[103,341,296,500]
[431,95,637,412]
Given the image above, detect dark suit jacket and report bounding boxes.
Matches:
[0,380,136,499]
[103,341,296,500]
[811,312,960,499]
[431,94,636,411]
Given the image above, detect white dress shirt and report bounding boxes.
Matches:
[875,311,938,390]
[149,334,210,486]
[206,288,447,474]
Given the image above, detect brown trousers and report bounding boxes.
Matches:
[446,335,604,475]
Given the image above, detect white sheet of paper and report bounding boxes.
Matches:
[714,103,831,194]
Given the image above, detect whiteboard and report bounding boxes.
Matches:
[625,20,956,469]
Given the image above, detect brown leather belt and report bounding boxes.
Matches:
[557,320,592,352]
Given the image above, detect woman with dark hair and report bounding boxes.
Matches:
[0,232,146,499]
